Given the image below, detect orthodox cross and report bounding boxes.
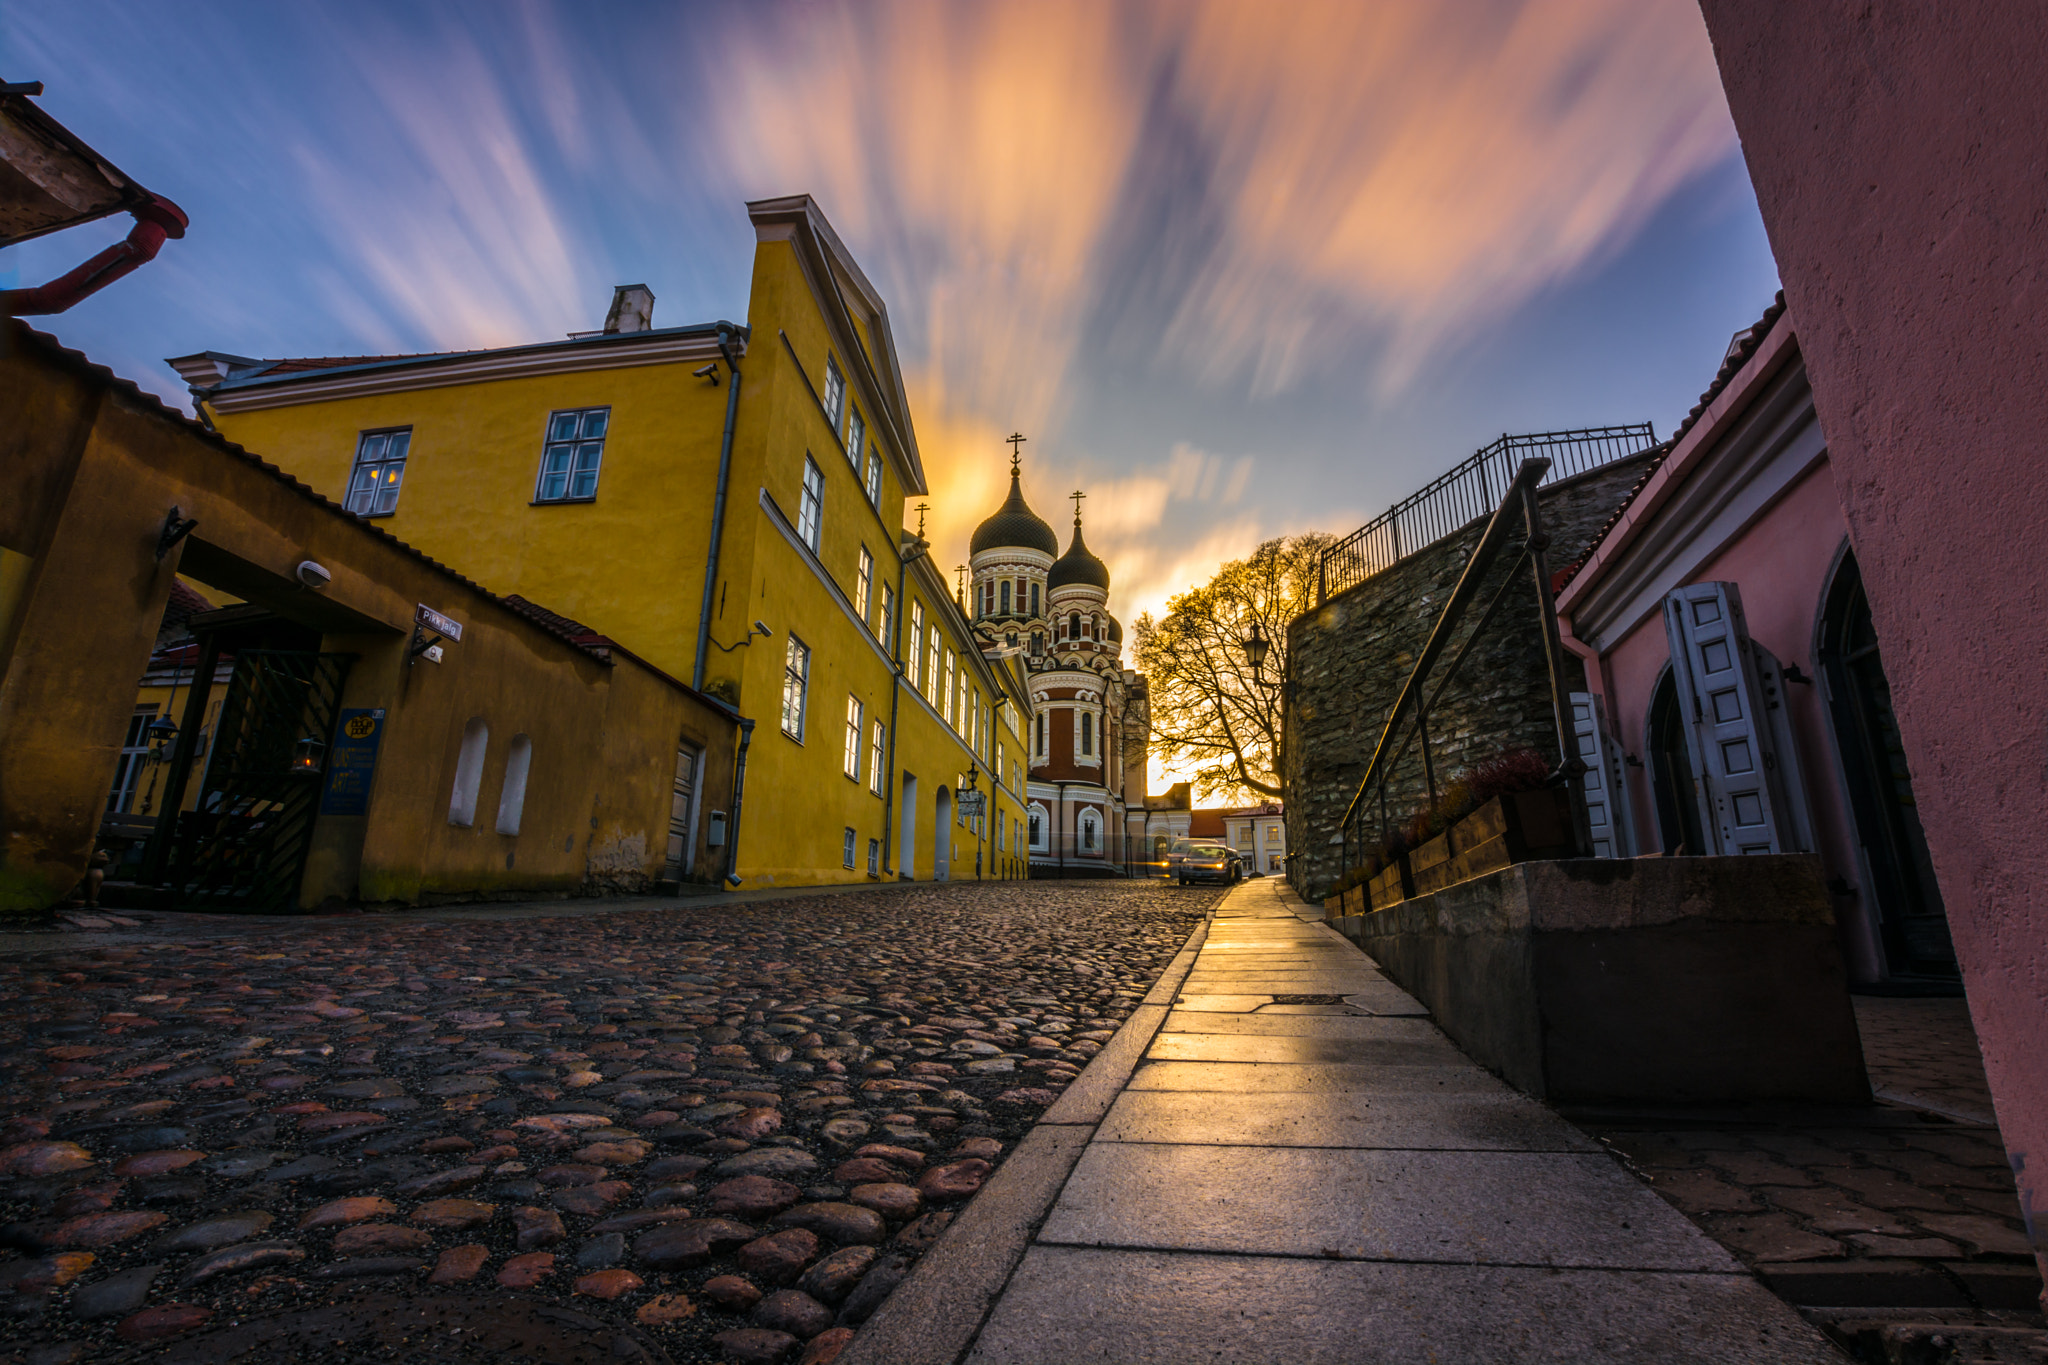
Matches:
[914,502,929,539]
[1006,431,1027,471]
[1070,488,1086,524]
[955,564,968,603]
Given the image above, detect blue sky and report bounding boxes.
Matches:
[3,0,1777,629]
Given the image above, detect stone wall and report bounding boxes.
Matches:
[1282,455,1653,902]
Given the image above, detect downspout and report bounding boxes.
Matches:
[722,717,756,887]
[692,325,744,691]
[3,195,188,315]
[881,544,910,877]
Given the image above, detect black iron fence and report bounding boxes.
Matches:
[1337,457,1590,884]
[1317,424,1658,605]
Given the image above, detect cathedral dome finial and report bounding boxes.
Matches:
[971,441,1058,556]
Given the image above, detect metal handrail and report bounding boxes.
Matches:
[1337,457,1589,885]
[1317,423,1657,604]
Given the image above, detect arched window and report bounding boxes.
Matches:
[1030,582,1040,617]
[448,717,489,826]
[1079,808,1100,852]
[1070,611,1082,638]
[496,734,533,835]
[1000,581,1011,615]
[1028,803,1048,849]
[1081,712,1094,756]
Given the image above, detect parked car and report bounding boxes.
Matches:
[1177,839,1243,885]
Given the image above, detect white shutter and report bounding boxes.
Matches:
[1571,691,1636,858]
[1749,646,1816,854]
[1662,582,1781,855]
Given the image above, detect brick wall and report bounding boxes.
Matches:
[1281,455,1653,902]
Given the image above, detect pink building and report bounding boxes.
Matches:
[1556,301,1952,990]
[1696,1,2048,1286]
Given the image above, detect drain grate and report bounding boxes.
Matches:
[1269,994,1348,1005]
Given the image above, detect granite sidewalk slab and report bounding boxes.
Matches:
[954,876,1848,1364]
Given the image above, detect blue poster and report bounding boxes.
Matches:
[320,708,386,817]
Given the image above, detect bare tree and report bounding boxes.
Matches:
[1133,533,1332,802]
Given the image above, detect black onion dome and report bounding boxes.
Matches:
[1049,519,1111,590]
[971,468,1058,556]
[1106,615,1123,644]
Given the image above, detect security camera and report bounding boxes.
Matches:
[752,621,772,638]
[693,363,720,385]
[296,560,332,590]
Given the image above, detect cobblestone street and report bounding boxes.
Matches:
[0,880,1217,1364]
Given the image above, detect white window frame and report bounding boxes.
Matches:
[535,407,610,503]
[823,356,846,431]
[879,582,896,649]
[844,695,864,781]
[797,456,825,553]
[866,837,880,875]
[845,405,866,471]
[1081,710,1094,756]
[865,450,882,505]
[781,635,811,742]
[842,826,857,869]
[1028,802,1049,851]
[909,600,925,686]
[869,719,886,795]
[856,546,874,623]
[346,427,413,517]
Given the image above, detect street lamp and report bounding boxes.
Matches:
[1243,620,1270,682]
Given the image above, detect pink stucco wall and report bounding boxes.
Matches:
[1588,459,1883,981]
[1698,0,2048,1272]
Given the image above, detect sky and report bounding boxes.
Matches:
[2,0,1779,792]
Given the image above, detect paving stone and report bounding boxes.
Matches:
[333,1223,432,1255]
[916,1158,990,1204]
[50,1210,167,1248]
[180,1241,305,1284]
[576,1232,626,1268]
[71,1264,160,1319]
[1704,1213,1844,1263]
[310,1256,424,1279]
[849,1182,922,1219]
[796,1246,878,1304]
[635,1292,697,1324]
[711,1174,804,1219]
[705,1274,764,1309]
[635,1217,760,1268]
[836,1251,914,1324]
[715,1328,800,1365]
[153,1211,274,1252]
[755,1288,834,1339]
[496,1251,555,1288]
[773,1202,886,1245]
[115,1304,211,1342]
[799,1327,856,1365]
[429,1244,490,1284]
[574,1267,643,1298]
[740,1228,821,1284]
[412,1198,496,1230]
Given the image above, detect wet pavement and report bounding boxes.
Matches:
[0,878,1218,1363]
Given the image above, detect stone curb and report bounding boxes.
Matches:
[838,911,1214,1365]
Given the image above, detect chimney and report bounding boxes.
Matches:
[603,284,655,334]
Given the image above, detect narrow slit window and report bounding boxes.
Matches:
[496,734,533,835]
[798,456,825,552]
[448,717,489,826]
[781,636,811,741]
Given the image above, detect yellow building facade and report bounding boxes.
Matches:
[173,196,1025,889]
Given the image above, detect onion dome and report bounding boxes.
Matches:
[1049,516,1111,591]
[1106,615,1123,644]
[971,466,1058,556]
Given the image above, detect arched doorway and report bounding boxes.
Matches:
[899,773,918,880]
[1819,552,1956,979]
[1647,665,1707,856]
[933,786,953,882]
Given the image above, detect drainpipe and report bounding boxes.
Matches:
[692,325,744,692]
[880,550,908,877]
[722,717,756,887]
[3,195,188,315]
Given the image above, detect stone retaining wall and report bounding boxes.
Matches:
[1281,456,1653,903]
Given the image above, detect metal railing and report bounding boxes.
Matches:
[1317,424,1658,604]
[1337,458,1589,885]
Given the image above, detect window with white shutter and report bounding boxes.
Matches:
[1661,582,1784,855]
[1571,691,1636,858]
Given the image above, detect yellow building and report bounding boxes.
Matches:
[170,195,1026,888]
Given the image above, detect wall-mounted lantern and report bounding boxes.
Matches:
[292,735,327,774]
[1243,620,1270,681]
